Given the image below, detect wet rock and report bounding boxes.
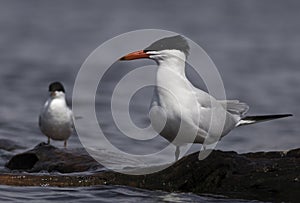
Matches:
[6,153,38,170]
[6,142,102,173]
[3,143,300,202]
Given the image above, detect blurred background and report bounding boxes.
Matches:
[0,0,298,153]
[0,0,299,202]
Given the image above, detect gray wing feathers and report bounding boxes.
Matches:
[195,88,249,116]
[219,100,249,116]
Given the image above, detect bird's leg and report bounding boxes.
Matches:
[47,137,50,145]
[64,140,67,148]
[175,146,180,162]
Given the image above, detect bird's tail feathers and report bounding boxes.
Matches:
[237,114,292,127]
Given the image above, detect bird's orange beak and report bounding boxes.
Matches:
[120,50,150,60]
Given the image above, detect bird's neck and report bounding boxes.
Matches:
[155,56,193,105]
[156,55,188,87]
[157,55,186,76]
[48,96,67,110]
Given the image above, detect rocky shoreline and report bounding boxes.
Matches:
[0,141,299,202]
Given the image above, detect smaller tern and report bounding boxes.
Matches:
[120,35,292,161]
[39,82,73,148]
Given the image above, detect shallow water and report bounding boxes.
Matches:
[0,185,263,203]
[0,0,299,202]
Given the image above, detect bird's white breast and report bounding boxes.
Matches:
[39,97,73,141]
[150,63,202,144]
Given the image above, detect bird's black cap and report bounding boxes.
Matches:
[49,82,65,93]
[144,35,190,56]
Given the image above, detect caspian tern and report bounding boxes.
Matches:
[120,35,292,161]
[39,82,73,148]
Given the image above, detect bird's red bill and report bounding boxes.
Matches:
[120,50,149,60]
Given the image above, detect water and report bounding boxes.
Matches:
[0,0,299,202]
[0,185,262,203]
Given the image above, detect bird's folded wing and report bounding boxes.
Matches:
[195,89,219,108]
[218,100,249,116]
[195,88,249,116]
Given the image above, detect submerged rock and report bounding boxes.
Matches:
[6,142,102,173]
[0,139,25,151]
[3,143,300,202]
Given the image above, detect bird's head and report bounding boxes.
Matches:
[120,35,189,64]
[48,81,65,98]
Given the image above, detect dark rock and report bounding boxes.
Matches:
[6,153,38,170]
[3,143,300,202]
[6,142,102,173]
